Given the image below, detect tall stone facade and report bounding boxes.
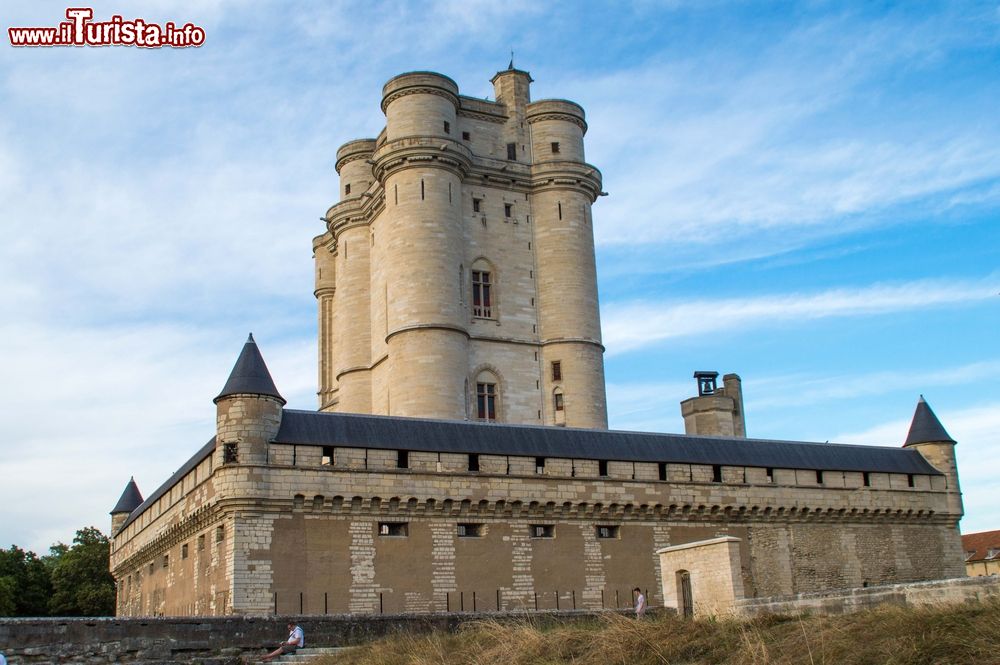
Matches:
[108,69,967,619]
[315,68,607,429]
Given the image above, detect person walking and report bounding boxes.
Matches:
[633,587,646,618]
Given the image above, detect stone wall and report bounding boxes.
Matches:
[0,610,633,664]
[737,575,1000,616]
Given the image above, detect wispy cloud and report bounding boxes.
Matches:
[603,276,1000,355]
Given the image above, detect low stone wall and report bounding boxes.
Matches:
[737,575,1000,616]
[0,609,635,664]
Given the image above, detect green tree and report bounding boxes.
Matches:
[0,544,52,616]
[48,527,115,616]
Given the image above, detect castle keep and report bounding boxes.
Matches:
[108,68,966,618]
[315,68,606,428]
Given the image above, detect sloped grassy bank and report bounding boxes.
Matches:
[316,600,1000,665]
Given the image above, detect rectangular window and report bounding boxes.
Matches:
[507,142,517,160]
[476,382,497,420]
[596,525,619,539]
[198,534,205,551]
[530,524,554,538]
[457,523,482,538]
[378,522,408,537]
[223,443,238,465]
[216,526,225,542]
[766,467,774,483]
[863,471,871,487]
[443,121,450,134]
[816,470,824,484]
[162,555,169,569]
[712,464,723,483]
[551,361,562,381]
[907,473,915,488]
[658,462,667,481]
[535,456,546,474]
[321,446,333,466]
[421,179,425,200]
[397,450,409,469]
[345,183,351,195]
[551,141,560,154]
[554,392,564,411]
[504,203,512,217]
[468,453,480,472]
[472,270,493,318]
[149,562,154,575]
[473,197,481,213]
[598,460,608,477]
[181,544,189,560]
[462,131,470,141]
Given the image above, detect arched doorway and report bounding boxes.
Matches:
[676,570,693,618]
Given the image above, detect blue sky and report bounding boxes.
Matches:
[1,0,997,553]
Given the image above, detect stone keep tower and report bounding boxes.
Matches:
[315,67,608,428]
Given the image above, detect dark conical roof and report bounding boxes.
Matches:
[214,333,285,404]
[110,477,143,515]
[903,396,955,447]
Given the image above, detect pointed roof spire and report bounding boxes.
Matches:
[508,49,515,70]
[214,333,286,404]
[903,396,955,447]
[110,477,143,515]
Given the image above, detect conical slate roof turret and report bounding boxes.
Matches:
[903,396,955,447]
[110,477,143,515]
[214,333,286,404]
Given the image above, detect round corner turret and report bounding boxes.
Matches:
[381,72,460,141]
[527,99,588,162]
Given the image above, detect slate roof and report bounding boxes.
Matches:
[214,333,285,404]
[275,410,941,475]
[903,397,955,446]
[110,477,144,515]
[118,437,216,532]
[962,530,1000,562]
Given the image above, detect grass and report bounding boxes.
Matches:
[313,600,1000,665]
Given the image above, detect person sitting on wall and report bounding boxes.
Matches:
[261,622,304,662]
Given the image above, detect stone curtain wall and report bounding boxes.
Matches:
[0,611,631,664]
[737,575,1000,616]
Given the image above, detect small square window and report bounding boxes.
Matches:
[551,141,560,154]
[507,143,517,160]
[345,183,351,195]
[321,446,333,466]
[223,443,238,465]
[504,203,512,217]
[457,523,482,538]
[596,525,619,539]
[443,121,450,134]
[551,361,562,381]
[462,131,471,141]
[379,522,408,537]
[473,198,482,213]
[530,524,554,538]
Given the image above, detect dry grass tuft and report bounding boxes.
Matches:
[312,599,1000,665]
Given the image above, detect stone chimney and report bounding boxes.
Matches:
[680,371,746,437]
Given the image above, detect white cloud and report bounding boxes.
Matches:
[602,276,1000,355]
